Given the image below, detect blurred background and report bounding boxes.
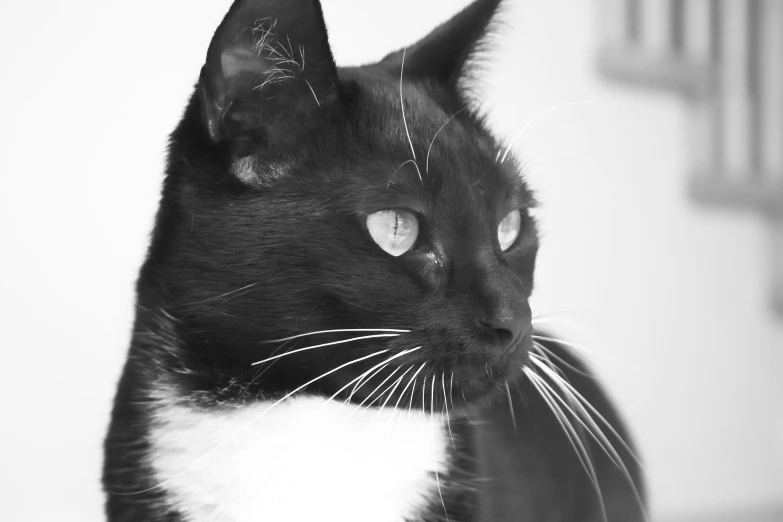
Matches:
[0,0,781,520]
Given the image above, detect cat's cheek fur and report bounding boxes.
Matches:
[149,394,450,522]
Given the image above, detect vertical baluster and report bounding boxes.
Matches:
[685,0,712,61]
[642,0,671,54]
[709,0,725,181]
[685,0,714,186]
[771,217,783,317]
[626,0,642,44]
[721,0,751,182]
[670,0,685,55]
[747,0,762,179]
[599,0,629,48]
[680,0,717,185]
[760,0,783,187]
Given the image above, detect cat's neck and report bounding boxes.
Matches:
[148,393,451,522]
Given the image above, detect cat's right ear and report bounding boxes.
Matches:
[199,0,340,148]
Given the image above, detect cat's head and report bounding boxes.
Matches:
[142,0,538,411]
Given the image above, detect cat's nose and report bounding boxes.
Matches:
[479,301,531,352]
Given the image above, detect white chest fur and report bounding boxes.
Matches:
[149,395,450,522]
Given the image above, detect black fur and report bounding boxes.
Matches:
[104,1,645,520]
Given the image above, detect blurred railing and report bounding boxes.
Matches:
[597,0,783,318]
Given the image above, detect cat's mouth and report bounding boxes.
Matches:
[338,327,533,413]
[450,329,532,407]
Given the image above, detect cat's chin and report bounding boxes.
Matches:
[449,333,532,410]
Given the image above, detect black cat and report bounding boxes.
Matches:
[103,0,646,520]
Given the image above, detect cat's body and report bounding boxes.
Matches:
[104,0,646,520]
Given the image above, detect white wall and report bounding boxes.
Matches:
[0,0,781,521]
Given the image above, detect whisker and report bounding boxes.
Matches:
[495,102,529,162]
[431,374,449,520]
[525,368,596,484]
[351,365,405,413]
[328,363,387,409]
[150,282,259,311]
[389,159,419,187]
[407,377,417,425]
[260,328,409,344]
[532,335,632,368]
[251,334,400,366]
[442,373,455,449]
[331,347,423,408]
[505,381,517,435]
[532,343,593,379]
[499,101,588,164]
[530,358,645,472]
[222,349,389,449]
[530,359,648,520]
[303,79,321,108]
[425,107,467,174]
[396,362,427,418]
[399,47,422,183]
[531,359,621,469]
[125,349,389,496]
[449,372,454,410]
[378,365,414,412]
[525,368,608,522]
[532,314,591,332]
[421,372,427,412]
[339,362,390,411]
[530,344,569,381]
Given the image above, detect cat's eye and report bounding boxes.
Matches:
[366,210,419,257]
[498,210,521,251]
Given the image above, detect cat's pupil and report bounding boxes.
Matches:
[366,210,419,257]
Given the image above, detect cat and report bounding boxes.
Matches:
[103,0,646,520]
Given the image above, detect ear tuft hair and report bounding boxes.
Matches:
[199,0,339,149]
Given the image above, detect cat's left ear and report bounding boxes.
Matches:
[199,0,339,147]
[378,0,503,95]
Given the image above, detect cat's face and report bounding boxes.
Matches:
[146,0,536,411]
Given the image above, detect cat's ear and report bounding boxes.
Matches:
[378,0,502,93]
[199,0,339,147]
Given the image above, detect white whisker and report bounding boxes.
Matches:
[303,79,321,108]
[526,368,596,483]
[338,347,422,416]
[134,350,391,496]
[505,381,517,435]
[396,362,426,417]
[347,361,390,403]
[260,328,409,344]
[399,47,422,183]
[530,359,648,520]
[352,365,404,412]
[161,282,258,310]
[532,335,632,368]
[442,373,455,449]
[500,101,588,163]
[378,365,414,412]
[532,343,593,379]
[525,368,608,522]
[342,347,423,405]
[425,107,467,174]
[530,344,569,381]
[530,359,622,469]
[431,375,449,520]
[495,102,528,162]
[388,159,419,188]
[449,373,454,405]
[252,334,400,366]
[530,357,645,472]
